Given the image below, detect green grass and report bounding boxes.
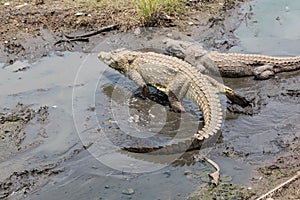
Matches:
[134,0,186,24]
[161,0,185,15]
[134,0,160,23]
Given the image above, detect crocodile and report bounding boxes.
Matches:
[163,38,300,79]
[98,48,224,155]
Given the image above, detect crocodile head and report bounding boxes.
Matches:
[98,48,137,73]
[163,38,207,59]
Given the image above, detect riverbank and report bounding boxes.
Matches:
[0,0,299,199]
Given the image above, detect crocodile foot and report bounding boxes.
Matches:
[225,90,250,108]
[170,101,186,113]
[253,64,275,80]
[141,85,150,97]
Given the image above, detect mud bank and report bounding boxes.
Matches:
[0,0,246,64]
[1,0,300,199]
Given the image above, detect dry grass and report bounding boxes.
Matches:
[133,0,186,24]
[63,0,187,25]
[1,0,238,36]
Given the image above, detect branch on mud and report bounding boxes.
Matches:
[54,24,119,46]
[256,171,300,200]
[54,38,89,46]
[203,157,221,185]
[64,24,119,39]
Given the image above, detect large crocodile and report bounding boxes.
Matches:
[163,38,300,79]
[98,49,249,184]
[98,48,224,155]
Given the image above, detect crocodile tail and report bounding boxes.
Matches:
[122,146,165,153]
[121,139,203,155]
[118,137,219,166]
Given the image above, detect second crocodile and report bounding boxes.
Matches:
[164,38,300,79]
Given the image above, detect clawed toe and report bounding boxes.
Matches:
[170,101,186,113]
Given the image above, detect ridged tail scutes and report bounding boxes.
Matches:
[121,139,202,156]
[121,127,222,157]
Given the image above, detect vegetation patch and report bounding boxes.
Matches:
[133,0,186,25]
[0,0,244,38]
[188,183,255,200]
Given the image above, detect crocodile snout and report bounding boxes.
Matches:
[98,51,113,65]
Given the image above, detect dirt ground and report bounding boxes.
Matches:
[0,0,299,199]
[0,0,243,63]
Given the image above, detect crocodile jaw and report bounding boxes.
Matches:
[98,51,112,65]
[98,48,136,73]
[98,50,121,69]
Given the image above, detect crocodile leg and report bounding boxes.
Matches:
[127,69,150,97]
[204,75,250,107]
[253,64,275,79]
[127,67,193,112]
[168,74,191,112]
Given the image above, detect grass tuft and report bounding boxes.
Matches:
[134,0,161,24]
[64,0,188,26]
[134,0,186,25]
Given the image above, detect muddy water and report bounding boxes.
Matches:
[222,1,300,151]
[0,52,208,200]
[1,0,300,199]
[220,0,300,179]
[232,0,300,55]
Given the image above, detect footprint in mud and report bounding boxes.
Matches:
[0,103,49,161]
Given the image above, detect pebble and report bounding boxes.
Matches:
[134,27,141,36]
[15,3,28,9]
[285,6,289,12]
[75,12,85,16]
[122,188,134,195]
[128,114,139,123]
[163,170,171,178]
[184,169,191,175]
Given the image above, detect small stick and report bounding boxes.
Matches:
[203,157,220,185]
[64,24,119,39]
[54,24,119,46]
[54,38,89,46]
[256,171,300,200]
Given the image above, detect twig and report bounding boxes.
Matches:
[256,171,300,200]
[64,24,119,39]
[54,38,89,46]
[54,24,119,46]
[203,157,220,185]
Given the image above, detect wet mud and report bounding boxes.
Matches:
[0,101,92,199]
[0,103,48,161]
